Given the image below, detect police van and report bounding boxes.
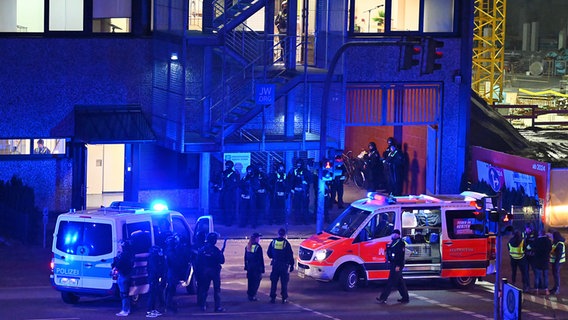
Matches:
[50,201,213,304]
[297,192,496,290]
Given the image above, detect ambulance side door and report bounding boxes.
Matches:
[441,209,490,276]
[355,210,397,281]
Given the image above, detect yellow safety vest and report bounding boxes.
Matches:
[550,242,566,263]
[273,239,286,250]
[508,239,525,260]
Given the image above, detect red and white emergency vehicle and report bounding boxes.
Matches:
[297,192,496,290]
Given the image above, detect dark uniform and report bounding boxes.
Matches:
[384,145,404,196]
[244,232,265,301]
[254,166,269,225]
[219,160,240,226]
[269,163,288,225]
[330,155,347,209]
[164,235,191,313]
[196,233,226,312]
[377,229,409,303]
[288,160,310,225]
[239,166,256,227]
[267,228,295,303]
[112,240,135,316]
[146,245,166,317]
[366,142,384,192]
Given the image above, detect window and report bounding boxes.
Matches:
[0,138,66,155]
[0,0,44,32]
[350,0,455,34]
[446,209,487,239]
[325,206,370,238]
[49,0,84,31]
[93,0,132,33]
[55,220,113,256]
[401,207,441,243]
[124,221,152,254]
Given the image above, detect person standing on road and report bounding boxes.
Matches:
[288,160,310,224]
[533,229,552,295]
[217,160,240,226]
[146,245,167,318]
[523,223,537,292]
[377,229,409,304]
[112,240,135,317]
[196,232,226,312]
[267,228,295,304]
[244,232,265,301]
[508,230,530,291]
[549,230,565,295]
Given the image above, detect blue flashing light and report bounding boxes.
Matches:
[151,200,168,211]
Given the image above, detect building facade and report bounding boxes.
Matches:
[0,0,473,215]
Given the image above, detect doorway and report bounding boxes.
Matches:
[86,144,125,208]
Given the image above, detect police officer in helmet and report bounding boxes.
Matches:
[196,232,226,312]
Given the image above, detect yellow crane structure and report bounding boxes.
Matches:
[472,0,506,104]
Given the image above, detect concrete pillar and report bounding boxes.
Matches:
[531,22,539,52]
[200,153,210,215]
[522,23,531,52]
[559,29,566,51]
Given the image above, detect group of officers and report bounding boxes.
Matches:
[216,158,335,227]
[507,224,566,295]
[112,227,295,317]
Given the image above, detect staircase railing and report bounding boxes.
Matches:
[238,128,284,166]
[225,23,263,63]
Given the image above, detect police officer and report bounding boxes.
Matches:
[254,165,269,225]
[267,228,295,304]
[384,144,404,196]
[288,159,310,224]
[196,232,226,312]
[508,230,530,291]
[269,163,288,225]
[366,141,383,192]
[549,230,565,295]
[330,154,347,209]
[112,240,135,317]
[164,234,190,313]
[244,232,265,301]
[377,229,409,304]
[239,165,256,227]
[146,245,166,317]
[219,160,240,226]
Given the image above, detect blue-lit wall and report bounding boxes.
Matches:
[0,38,153,211]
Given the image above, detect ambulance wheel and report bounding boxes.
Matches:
[451,276,476,289]
[339,265,359,291]
[61,292,80,304]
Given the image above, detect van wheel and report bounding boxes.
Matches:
[451,276,476,289]
[61,292,80,304]
[339,265,359,291]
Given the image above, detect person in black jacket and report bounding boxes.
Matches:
[244,232,265,301]
[269,163,288,225]
[112,239,135,317]
[146,245,166,317]
[533,229,552,295]
[217,160,240,226]
[196,232,226,312]
[377,229,409,304]
[267,228,295,303]
[164,234,191,313]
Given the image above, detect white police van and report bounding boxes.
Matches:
[50,201,212,304]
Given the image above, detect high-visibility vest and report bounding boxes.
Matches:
[273,239,286,250]
[550,242,566,263]
[508,239,525,260]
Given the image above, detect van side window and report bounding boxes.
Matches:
[123,221,152,254]
[401,208,441,244]
[445,210,486,239]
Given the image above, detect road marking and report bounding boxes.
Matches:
[414,293,492,320]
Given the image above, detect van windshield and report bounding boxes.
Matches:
[325,206,370,237]
[55,221,112,256]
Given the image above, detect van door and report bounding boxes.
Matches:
[122,218,153,296]
[355,210,396,281]
[400,207,442,276]
[441,209,490,287]
[52,217,114,292]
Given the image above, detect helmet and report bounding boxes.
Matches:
[225,160,234,168]
[206,232,218,245]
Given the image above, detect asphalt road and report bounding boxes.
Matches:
[1,237,568,320]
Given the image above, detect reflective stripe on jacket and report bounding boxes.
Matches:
[550,242,566,263]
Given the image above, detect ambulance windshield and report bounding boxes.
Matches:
[325,206,370,237]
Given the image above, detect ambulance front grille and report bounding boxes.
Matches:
[298,247,313,261]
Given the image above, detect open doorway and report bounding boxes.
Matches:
[86,144,125,208]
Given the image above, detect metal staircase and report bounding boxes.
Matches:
[186,0,302,145]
